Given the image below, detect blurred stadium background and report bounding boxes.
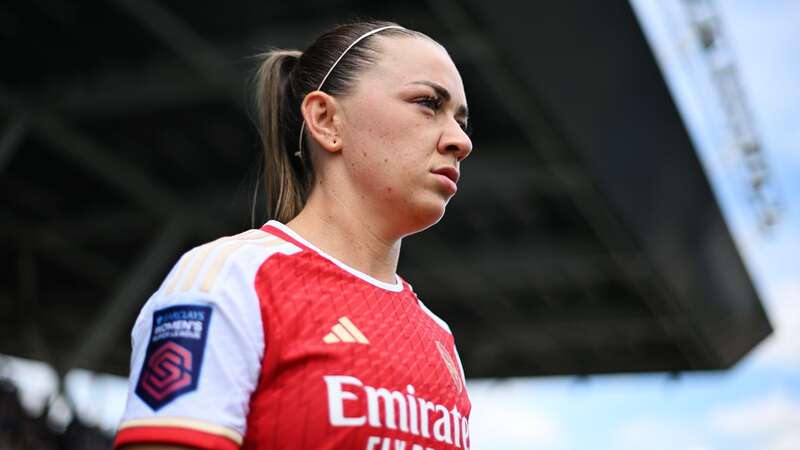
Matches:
[0,0,792,449]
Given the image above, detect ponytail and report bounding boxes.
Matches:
[252,21,427,224]
[254,49,307,223]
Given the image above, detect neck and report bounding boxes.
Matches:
[285,183,402,285]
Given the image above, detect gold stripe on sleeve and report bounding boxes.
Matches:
[165,253,192,295]
[199,236,285,293]
[179,229,271,293]
[118,417,243,444]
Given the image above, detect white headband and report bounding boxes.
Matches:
[296,25,406,157]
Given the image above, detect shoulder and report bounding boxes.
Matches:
[129,227,302,349]
[158,227,302,299]
[403,278,452,335]
[118,229,302,445]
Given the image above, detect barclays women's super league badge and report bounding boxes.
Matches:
[135,304,212,410]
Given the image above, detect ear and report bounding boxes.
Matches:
[300,91,343,153]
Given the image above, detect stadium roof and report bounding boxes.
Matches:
[0,0,771,378]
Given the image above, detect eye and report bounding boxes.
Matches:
[415,95,443,111]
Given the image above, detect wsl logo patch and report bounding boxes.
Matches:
[135,304,212,410]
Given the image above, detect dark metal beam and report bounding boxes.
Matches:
[34,114,180,216]
[50,61,224,118]
[405,236,645,293]
[16,239,54,367]
[36,16,482,118]
[0,86,181,217]
[66,215,189,372]
[108,0,243,105]
[427,0,712,369]
[0,114,29,172]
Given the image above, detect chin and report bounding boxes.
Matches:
[401,197,449,236]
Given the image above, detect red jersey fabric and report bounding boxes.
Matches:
[114,221,471,450]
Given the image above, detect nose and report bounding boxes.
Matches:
[437,119,472,162]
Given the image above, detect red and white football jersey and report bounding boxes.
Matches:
[114,221,471,450]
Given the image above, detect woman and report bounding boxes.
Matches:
[114,19,473,450]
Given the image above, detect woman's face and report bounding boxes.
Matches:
[334,36,472,235]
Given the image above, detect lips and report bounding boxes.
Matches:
[431,166,460,184]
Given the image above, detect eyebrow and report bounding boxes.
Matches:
[407,80,469,119]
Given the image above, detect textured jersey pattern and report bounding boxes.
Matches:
[245,223,470,450]
[114,222,470,450]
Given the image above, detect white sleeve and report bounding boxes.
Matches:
[114,230,298,450]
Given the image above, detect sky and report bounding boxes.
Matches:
[1,0,798,448]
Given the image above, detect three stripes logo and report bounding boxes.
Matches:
[323,317,370,344]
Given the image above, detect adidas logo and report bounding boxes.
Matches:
[323,317,370,344]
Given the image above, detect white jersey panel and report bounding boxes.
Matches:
[118,229,300,441]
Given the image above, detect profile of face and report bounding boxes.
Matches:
[305,35,473,237]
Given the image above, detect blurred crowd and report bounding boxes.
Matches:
[0,379,111,450]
